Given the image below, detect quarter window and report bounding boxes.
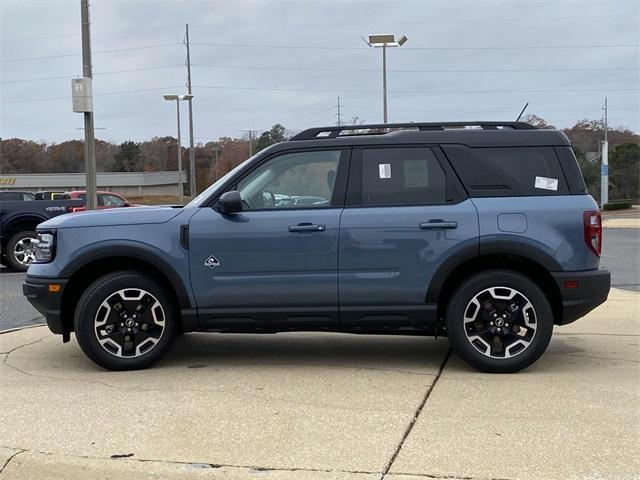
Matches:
[237,150,342,210]
[444,146,569,196]
[360,147,446,205]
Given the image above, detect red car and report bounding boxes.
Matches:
[65,190,135,213]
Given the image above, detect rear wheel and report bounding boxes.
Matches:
[74,271,178,371]
[5,230,37,271]
[445,270,553,373]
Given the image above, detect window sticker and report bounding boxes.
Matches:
[379,163,391,179]
[534,176,558,191]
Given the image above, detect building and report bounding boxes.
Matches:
[0,171,187,197]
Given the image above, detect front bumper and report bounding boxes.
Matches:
[552,269,611,325]
[23,276,68,334]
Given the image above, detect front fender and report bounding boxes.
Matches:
[59,240,193,309]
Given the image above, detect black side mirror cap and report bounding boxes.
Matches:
[216,190,243,214]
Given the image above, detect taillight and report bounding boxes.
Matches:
[583,211,602,256]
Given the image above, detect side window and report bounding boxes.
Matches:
[102,194,125,207]
[444,145,569,196]
[360,147,446,205]
[237,150,342,210]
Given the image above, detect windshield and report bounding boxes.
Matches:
[184,158,251,208]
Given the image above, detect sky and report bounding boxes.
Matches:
[1,0,639,144]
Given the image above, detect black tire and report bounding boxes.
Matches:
[74,271,178,371]
[5,230,37,272]
[445,270,553,373]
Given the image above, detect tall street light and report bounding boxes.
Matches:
[163,94,193,204]
[365,34,407,123]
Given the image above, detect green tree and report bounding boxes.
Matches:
[254,124,287,153]
[113,140,142,172]
[609,143,640,201]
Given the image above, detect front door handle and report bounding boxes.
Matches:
[288,223,326,233]
[419,220,458,230]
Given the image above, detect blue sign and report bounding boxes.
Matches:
[601,164,608,176]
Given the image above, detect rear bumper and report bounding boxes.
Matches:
[552,269,611,325]
[23,276,67,334]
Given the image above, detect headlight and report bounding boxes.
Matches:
[34,231,56,263]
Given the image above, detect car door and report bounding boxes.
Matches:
[189,148,350,330]
[338,146,478,329]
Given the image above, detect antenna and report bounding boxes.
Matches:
[516,102,529,121]
[336,96,342,126]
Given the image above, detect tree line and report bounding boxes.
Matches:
[0,124,287,195]
[1,120,638,201]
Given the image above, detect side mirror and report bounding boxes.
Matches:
[123,201,131,207]
[216,190,243,214]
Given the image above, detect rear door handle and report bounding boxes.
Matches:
[288,223,326,233]
[419,220,458,230]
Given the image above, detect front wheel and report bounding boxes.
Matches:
[445,270,553,373]
[5,230,37,271]
[74,271,178,371]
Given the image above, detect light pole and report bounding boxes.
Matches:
[163,94,193,204]
[365,34,407,123]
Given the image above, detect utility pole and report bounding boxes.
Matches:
[240,129,257,158]
[601,97,609,207]
[80,0,97,210]
[185,24,196,197]
[382,45,387,123]
[336,96,342,126]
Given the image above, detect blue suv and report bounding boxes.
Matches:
[23,122,611,372]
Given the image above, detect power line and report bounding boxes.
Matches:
[1,43,180,63]
[195,85,640,95]
[3,40,636,63]
[189,13,640,28]
[192,63,639,74]
[0,64,184,84]
[0,86,184,105]
[191,41,639,51]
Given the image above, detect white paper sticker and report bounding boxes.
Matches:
[535,176,558,191]
[379,163,391,179]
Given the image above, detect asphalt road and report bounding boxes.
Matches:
[1,228,638,331]
[601,228,640,291]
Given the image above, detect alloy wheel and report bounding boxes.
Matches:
[14,236,37,266]
[463,286,537,359]
[94,288,166,358]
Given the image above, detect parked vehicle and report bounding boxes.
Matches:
[24,122,610,372]
[34,191,68,200]
[0,190,35,201]
[1,197,83,271]
[64,190,134,212]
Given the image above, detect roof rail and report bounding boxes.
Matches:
[289,121,536,141]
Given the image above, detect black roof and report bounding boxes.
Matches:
[281,121,570,149]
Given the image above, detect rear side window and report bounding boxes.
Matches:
[443,145,569,197]
[555,146,587,194]
[360,147,447,205]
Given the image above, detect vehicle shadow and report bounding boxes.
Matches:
[160,332,450,373]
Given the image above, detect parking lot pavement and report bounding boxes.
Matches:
[0,271,42,331]
[1,288,638,480]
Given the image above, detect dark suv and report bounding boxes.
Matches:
[23,122,610,372]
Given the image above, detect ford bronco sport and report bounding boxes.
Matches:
[23,122,611,372]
